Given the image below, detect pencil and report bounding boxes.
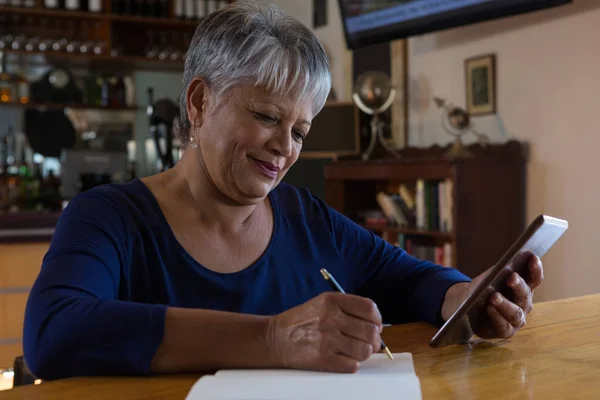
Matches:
[320,268,394,361]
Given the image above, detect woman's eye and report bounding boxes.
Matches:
[253,112,278,123]
[292,130,306,142]
[252,111,305,142]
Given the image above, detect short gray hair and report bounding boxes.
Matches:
[175,0,332,144]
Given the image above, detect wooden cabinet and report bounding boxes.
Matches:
[0,242,49,369]
[324,140,527,279]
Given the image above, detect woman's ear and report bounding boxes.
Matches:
[186,77,210,128]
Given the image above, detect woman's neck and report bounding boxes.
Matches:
[166,152,266,235]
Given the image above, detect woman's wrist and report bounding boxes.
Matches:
[441,282,470,322]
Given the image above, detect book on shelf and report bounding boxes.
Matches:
[415,178,453,232]
[370,178,453,233]
[395,233,453,268]
[354,178,455,268]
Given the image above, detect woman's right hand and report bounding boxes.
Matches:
[266,292,383,373]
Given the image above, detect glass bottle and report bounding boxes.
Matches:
[194,0,205,20]
[4,127,20,210]
[65,0,80,11]
[100,76,110,106]
[94,76,103,105]
[0,136,8,211]
[113,75,126,106]
[88,0,101,12]
[174,0,183,19]
[31,162,43,210]
[44,0,59,9]
[184,0,195,20]
[0,52,14,103]
[17,142,31,211]
[16,72,29,104]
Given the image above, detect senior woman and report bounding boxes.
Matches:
[23,0,543,380]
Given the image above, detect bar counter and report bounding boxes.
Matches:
[0,211,58,369]
[0,212,61,244]
[2,294,600,399]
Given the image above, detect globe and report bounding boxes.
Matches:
[354,71,393,110]
[432,96,491,158]
[352,71,399,160]
[447,107,471,131]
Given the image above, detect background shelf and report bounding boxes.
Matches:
[0,2,232,71]
[0,101,140,111]
[361,223,454,241]
[3,49,185,72]
[0,6,106,20]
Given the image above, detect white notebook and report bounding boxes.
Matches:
[185,353,422,400]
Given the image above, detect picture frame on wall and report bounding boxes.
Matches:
[465,53,496,115]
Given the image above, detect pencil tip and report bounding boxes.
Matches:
[320,269,329,280]
[384,347,394,360]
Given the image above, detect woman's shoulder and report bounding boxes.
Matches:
[57,179,161,232]
[271,182,333,225]
[63,178,146,209]
[271,182,366,238]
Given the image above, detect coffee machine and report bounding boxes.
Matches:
[147,87,180,172]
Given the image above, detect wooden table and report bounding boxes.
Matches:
[2,294,599,399]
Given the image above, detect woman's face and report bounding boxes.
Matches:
[191,81,314,204]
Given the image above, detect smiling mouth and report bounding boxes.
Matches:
[249,156,280,178]
[249,156,279,171]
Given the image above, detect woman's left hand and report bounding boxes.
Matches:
[476,255,544,339]
[443,255,544,339]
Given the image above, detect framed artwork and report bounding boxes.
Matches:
[465,53,496,115]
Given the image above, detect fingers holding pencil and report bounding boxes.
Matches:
[265,269,393,373]
[320,269,394,361]
[268,290,389,372]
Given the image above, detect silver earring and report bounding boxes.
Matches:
[189,136,198,149]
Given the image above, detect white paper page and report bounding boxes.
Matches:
[214,353,415,378]
[186,374,422,400]
[185,353,421,400]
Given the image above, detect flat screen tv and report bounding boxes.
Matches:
[338,0,572,49]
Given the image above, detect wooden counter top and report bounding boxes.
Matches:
[0,212,61,243]
[1,293,599,399]
[0,242,51,368]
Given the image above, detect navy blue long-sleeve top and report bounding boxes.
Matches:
[23,179,470,380]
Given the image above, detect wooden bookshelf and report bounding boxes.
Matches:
[360,223,454,241]
[324,140,528,278]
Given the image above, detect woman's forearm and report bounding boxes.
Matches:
[150,307,276,373]
[441,282,469,322]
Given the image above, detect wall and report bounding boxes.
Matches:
[406,0,600,302]
[272,0,352,102]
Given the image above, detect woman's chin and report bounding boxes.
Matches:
[236,180,275,201]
